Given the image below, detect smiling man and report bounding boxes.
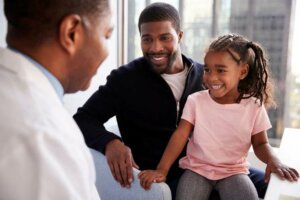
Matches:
[74,3,203,198]
[140,20,183,74]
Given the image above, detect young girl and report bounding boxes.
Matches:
[138,34,299,200]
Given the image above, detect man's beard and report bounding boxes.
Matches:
[145,51,178,74]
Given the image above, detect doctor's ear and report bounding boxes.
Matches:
[240,64,249,80]
[58,14,83,55]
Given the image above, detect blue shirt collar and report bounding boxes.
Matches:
[9,48,64,101]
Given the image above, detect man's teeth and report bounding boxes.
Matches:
[153,56,164,61]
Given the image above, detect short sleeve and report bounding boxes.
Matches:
[252,105,272,135]
[181,95,196,125]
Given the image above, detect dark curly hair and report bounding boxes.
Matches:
[207,34,275,107]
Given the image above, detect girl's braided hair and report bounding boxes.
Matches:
[207,34,275,107]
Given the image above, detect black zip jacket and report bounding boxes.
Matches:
[74,55,204,181]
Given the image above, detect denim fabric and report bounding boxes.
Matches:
[248,167,268,198]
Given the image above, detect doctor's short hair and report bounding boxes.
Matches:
[138,2,181,33]
[4,0,110,46]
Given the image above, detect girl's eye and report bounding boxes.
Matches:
[204,68,210,73]
[217,69,226,73]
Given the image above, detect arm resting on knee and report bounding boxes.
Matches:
[90,148,172,200]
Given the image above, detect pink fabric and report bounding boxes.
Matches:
[180,90,271,180]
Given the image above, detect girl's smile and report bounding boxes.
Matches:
[203,50,248,104]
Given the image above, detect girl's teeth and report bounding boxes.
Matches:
[212,85,221,89]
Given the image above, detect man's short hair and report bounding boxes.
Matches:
[138,2,181,33]
[4,0,109,46]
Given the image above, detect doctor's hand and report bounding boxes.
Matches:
[105,139,139,188]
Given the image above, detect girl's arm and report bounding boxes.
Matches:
[251,131,299,183]
[139,119,193,189]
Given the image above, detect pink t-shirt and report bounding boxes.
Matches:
[180,90,272,180]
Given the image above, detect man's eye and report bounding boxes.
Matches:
[142,38,151,42]
[161,36,171,41]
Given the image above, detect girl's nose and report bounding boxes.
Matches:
[207,72,218,82]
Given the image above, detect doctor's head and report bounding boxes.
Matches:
[4,0,114,93]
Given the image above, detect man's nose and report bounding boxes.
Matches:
[150,40,164,52]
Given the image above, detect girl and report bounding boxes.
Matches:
[138,34,299,200]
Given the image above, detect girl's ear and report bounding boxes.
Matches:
[240,63,249,80]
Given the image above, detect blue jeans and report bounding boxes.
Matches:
[248,167,268,198]
[167,167,267,200]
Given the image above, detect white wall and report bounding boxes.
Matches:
[0,0,118,115]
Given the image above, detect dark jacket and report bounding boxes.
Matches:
[74,55,204,181]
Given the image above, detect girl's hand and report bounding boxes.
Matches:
[138,169,167,190]
[265,159,299,183]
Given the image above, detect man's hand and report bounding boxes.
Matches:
[105,139,139,188]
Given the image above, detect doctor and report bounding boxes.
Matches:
[0,0,113,199]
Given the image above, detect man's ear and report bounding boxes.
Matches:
[178,31,183,42]
[240,63,249,80]
[58,14,83,55]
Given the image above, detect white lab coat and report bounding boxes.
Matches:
[0,48,100,200]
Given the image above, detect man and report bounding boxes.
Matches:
[0,0,113,199]
[74,2,267,199]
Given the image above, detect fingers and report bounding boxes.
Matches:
[120,156,134,187]
[107,156,127,187]
[139,171,155,190]
[266,160,299,182]
[138,170,167,190]
[290,168,300,179]
[127,153,139,184]
[264,166,272,183]
[281,168,299,181]
[106,142,135,188]
[276,168,285,179]
[273,167,299,182]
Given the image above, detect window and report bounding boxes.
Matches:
[0,1,7,47]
